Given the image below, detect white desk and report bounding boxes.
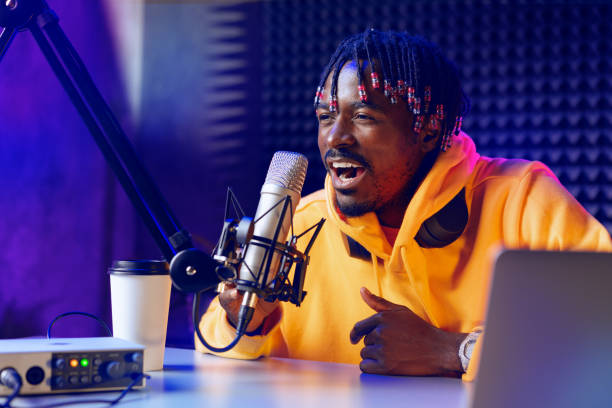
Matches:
[10,348,469,407]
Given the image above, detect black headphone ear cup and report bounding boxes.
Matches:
[415,188,468,248]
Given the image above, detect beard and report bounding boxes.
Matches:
[334,188,377,217]
[334,176,413,220]
[336,195,376,217]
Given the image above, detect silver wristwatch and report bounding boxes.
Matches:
[458,329,482,372]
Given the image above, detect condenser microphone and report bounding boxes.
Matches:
[235,151,308,334]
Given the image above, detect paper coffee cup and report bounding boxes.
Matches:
[109,260,171,372]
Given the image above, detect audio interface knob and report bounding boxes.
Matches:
[100,361,124,380]
[51,376,65,388]
[53,358,66,370]
[124,352,142,364]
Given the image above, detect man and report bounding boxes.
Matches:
[197,30,611,380]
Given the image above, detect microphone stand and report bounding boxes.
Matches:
[0,0,220,292]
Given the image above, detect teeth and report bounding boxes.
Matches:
[331,161,364,183]
[332,162,361,169]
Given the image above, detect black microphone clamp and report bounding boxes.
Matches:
[168,215,255,294]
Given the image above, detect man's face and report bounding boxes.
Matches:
[316,61,429,225]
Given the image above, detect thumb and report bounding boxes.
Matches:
[359,287,403,312]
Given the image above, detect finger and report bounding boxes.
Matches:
[218,287,241,311]
[363,329,381,346]
[360,287,402,312]
[359,359,387,375]
[360,345,381,361]
[219,286,240,302]
[350,314,380,344]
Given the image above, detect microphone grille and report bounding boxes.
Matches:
[265,151,308,194]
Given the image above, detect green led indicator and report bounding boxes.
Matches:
[80,358,89,367]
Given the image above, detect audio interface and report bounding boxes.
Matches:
[0,337,145,395]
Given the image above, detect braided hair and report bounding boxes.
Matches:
[314,29,471,151]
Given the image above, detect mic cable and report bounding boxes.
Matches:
[0,368,22,408]
[192,291,244,353]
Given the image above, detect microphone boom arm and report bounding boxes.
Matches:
[0,0,221,292]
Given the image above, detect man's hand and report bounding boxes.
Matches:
[218,282,279,333]
[350,287,466,376]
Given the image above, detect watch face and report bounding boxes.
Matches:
[459,331,482,372]
[465,338,476,358]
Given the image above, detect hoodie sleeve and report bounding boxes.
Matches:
[511,165,611,251]
[463,164,611,382]
[195,296,286,360]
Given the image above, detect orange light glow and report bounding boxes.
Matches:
[69,359,79,368]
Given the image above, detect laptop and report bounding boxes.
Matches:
[470,249,612,408]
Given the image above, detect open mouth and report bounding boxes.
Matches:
[330,161,366,186]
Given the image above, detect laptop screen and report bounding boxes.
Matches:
[470,250,612,408]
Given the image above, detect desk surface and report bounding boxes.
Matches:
[12,348,469,408]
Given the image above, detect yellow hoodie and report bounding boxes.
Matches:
[197,132,611,381]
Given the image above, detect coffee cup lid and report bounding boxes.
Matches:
[108,260,169,275]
